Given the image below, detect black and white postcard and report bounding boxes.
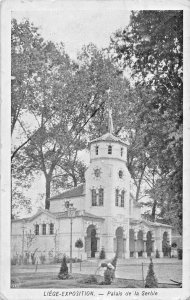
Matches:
[0,0,190,299]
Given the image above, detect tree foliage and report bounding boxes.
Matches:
[145,258,158,288]
[11,12,183,234]
[75,238,83,249]
[110,10,183,232]
[11,20,130,213]
[58,255,69,279]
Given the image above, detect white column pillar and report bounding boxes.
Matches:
[104,235,115,259]
[95,237,100,258]
[143,240,147,258]
[157,229,163,257]
[134,230,138,258]
[168,230,172,245]
[151,231,156,257]
[125,234,130,259]
[151,240,156,257]
[39,224,43,235]
[142,231,147,258]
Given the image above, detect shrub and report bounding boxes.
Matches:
[66,257,78,263]
[100,262,108,268]
[82,275,97,284]
[75,238,83,249]
[58,255,69,279]
[172,242,177,248]
[103,268,112,285]
[155,249,160,258]
[145,258,158,288]
[99,248,106,259]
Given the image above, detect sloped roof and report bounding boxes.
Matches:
[49,183,85,201]
[130,218,172,228]
[12,208,57,223]
[54,210,104,220]
[12,208,104,223]
[90,132,128,146]
[82,211,104,220]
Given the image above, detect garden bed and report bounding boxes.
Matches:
[11,272,178,289]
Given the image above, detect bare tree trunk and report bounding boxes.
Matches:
[45,175,51,210]
[151,199,157,222]
[135,183,141,201]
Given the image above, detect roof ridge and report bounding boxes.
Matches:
[49,183,85,201]
[90,132,128,145]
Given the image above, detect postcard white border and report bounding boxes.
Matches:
[1,0,190,299]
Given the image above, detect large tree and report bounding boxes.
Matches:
[109,10,183,232]
[11,20,130,212]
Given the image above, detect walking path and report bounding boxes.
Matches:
[12,258,182,284]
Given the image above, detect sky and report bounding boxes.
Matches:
[12,8,132,217]
[12,9,130,60]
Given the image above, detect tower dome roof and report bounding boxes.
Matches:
[90,132,128,146]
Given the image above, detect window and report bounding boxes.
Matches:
[99,188,104,206]
[115,189,119,206]
[121,190,125,207]
[50,223,54,235]
[42,224,46,235]
[108,145,112,154]
[119,170,123,178]
[92,189,97,206]
[35,224,39,235]
[95,146,99,155]
[121,147,123,157]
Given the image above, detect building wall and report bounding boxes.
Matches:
[86,142,130,216]
[90,140,127,162]
[11,137,174,262]
[50,196,85,213]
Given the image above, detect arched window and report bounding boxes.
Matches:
[115,189,119,206]
[121,190,125,207]
[50,223,54,235]
[119,170,123,178]
[99,188,104,206]
[42,224,46,235]
[95,145,99,155]
[121,147,123,157]
[108,145,112,154]
[91,189,97,206]
[35,224,39,235]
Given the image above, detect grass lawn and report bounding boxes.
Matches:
[11,271,179,289]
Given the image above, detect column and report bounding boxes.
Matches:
[151,239,156,257]
[84,236,91,258]
[157,229,163,257]
[168,231,172,245]
[124,234,130,259]
[143,240,147,258]
[39,224,43,235]
[134,230,138,258]
[104,235,115,259]
[95,237,100,258]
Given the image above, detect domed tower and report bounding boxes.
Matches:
[85,108,131,258]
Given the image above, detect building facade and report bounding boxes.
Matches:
[11,119,172,262]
